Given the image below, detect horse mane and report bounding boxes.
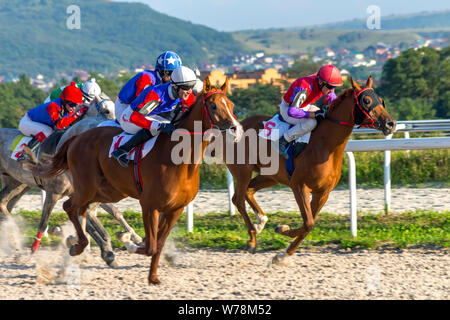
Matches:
[328,88,354,113]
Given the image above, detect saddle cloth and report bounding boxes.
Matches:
[10,135,32,160]
[108,132,158,161]
[258,114,312,144]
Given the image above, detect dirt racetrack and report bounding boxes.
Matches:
[0,244,448,300]
[0,187,449,300]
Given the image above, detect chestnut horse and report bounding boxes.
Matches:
[37,77,242,284]
[224,76,396,264]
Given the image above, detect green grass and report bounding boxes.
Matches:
[14,210,449,251]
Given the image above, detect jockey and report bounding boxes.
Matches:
[114,51,182,120]
[17,82,86,159]
[111,66,197,167]
[45,78,102,105]
[278,64,343,156]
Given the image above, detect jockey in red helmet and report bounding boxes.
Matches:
[17,82,87,160]
[278,64,343,157]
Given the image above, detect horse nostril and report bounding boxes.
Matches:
[386,120,396,129]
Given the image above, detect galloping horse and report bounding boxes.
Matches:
[0,96,140,267]
[224,76,396,263]
[37,77,242,284]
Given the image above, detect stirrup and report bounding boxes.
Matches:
[112,149,129,167]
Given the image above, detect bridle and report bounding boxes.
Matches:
[325,88,382,128]
[178,90,237,135]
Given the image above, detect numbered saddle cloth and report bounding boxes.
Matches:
[109,133,158,161]
[10,135,33,160]
[258,114,291,141]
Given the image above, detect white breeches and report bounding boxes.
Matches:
[18,114,54,138]
[119,107,167,135]
[114,99,130,121]
[279,100,318,142]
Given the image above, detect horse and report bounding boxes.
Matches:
[223,76,396,264]
[35,76,243,284]
[0,95,141,267]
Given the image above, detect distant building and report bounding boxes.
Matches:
[202,68,295,90]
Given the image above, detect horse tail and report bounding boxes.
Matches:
[33,136,77,178]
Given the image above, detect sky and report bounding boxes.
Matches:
[118,0,450,31]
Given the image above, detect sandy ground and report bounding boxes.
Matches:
[0,187,449,300]
[0,245,448,300]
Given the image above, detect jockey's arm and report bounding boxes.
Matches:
[47,103,82,129]
[135,74,153,98]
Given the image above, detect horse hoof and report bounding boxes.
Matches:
[65,235,78,248]
[274,225,290,234]
[69,245,77,256]
[116,231,131,244]
[102,251,118,268]
[149,276,161,285]
[245,242,257,254]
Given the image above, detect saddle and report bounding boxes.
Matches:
[10,130,65,161]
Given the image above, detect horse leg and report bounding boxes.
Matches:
[31,192,62,252]
[139,207,160,257]
[273,184,315,264]
[0,176,28,217]
[63,197,90,256]
[6,186,31,213]
[100,203,143,244]
[85,203,117,268]
[245,175,278,234]
[148,208,184,285]
[229,166,257,253]
[118,207,160,256]
[310,191,330,220]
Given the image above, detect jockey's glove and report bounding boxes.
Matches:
[74,106,89,118]
[159,123,175,135]
[314,109,327,121]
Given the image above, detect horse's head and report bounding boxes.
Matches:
[201,76,243,141]
[84,95,116,120]
[350,76,396,135]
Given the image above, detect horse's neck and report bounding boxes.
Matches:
[167,94,209,168]
[313,92,355,154]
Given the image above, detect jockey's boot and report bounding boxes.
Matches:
[292,142,307,158]
[111,129,154,168]
[17,136,40,161]
[278,136,291,159]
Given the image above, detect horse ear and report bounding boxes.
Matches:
[221,77,230,95]
[203,76,212,94]
[365,75,373,88]
[350,76,361,92]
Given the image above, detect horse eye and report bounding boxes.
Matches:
[211,103,217,111]
[363,97,371,105]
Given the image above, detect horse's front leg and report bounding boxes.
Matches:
[273,183,315,264]
[31,192,63,252]
[117,207,160,256]
[100,203,143,244]
[148,207,184,285]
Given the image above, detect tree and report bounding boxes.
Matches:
[380,47,449,119]
[0,74,46,128]
[384,97,435,121]
[231,83,282,119]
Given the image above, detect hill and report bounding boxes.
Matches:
[231,10,450,55]
[0,0,243,77]
[310,10,450,30]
